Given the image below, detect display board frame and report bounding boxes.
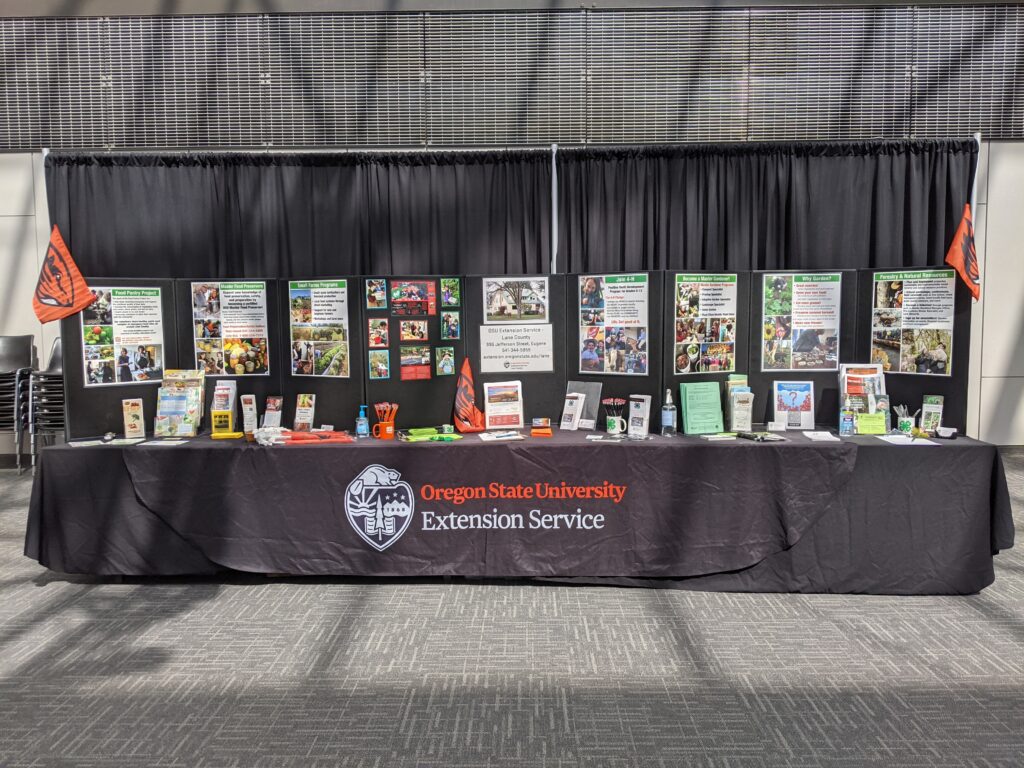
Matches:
[746,270,859,426]
[360,275,467,430]
[564,271,664,417]
[854,268,972,432]
[466,274,567,426]
[61,277,179,440]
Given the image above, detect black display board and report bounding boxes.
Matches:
[360,276,466,430]
[465,274,566,425]
[746,270,860,427]
[278,277,365,431]
[662,272,753,416]
[854,268,972,432]
[61,278,179,439]
[174,279,284,427]
[562,271,664,426]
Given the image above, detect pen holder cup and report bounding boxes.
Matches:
[372,422,396,440]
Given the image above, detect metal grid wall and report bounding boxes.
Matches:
[0,6,1020,150]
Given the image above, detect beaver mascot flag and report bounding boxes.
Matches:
[453,357,486,433]
[33,225,95,323]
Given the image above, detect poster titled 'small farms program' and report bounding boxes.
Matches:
[288,280,351,377]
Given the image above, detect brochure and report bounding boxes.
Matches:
[730,391,754,433]
[870,270,954,375]
[263,396,283,428]
[921,395,945,432]
[674,274,738,374]
[773,381,815,430]
[122,398,145,439]
[627,394,652,437]
[560,393,586,431]
[578,273,649,375]
[240,394,258,436]
[762,273,841,372]
[294,393,316,432]
[82,286,165,387]
[484,380,525,430]
[679,382,724,435]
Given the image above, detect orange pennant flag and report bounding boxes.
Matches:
[453,357,486,433]
[944,203,981,301]
[33,225,96,324]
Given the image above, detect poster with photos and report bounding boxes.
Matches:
[673,274,738,375]
[483,277,549,324]
[192,281,270,376]
[578,273,649,375]
[871,270,954,375]
[441,311,461,339]
[368,350,390,380]
[436,346,456,376]
[366,279,388,309]
[762,273,841,372]
[288,280,350,377]
[399,345,432,381]
[441,278,461,307]
[391,280,437,316]
[82,286,165,386]
[368,318,389,348]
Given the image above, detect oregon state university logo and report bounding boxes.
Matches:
[344,464,414,551]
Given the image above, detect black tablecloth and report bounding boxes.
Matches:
[25,432,1014,594]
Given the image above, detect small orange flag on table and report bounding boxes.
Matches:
[453,357,486,433]
[944,203,981,301]
[33,225,95,324]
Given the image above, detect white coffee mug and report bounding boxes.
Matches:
[606,415,627,435]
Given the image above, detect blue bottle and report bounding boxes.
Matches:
[356,405,370,438]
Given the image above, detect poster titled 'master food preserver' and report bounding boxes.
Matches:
[871,270,954,375]
[673,274,737,375]
[288,280,351,377]
[578,273,649,375]
[762,273,841,372]
[81,287,165,386]
[192,281,270,376]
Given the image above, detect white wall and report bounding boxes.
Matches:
[0,146,1021,444]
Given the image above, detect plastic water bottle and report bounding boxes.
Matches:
[661,389,677,436]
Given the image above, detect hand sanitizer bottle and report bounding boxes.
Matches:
[661,388,677,436]
[356,405,370,438]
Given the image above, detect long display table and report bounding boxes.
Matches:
[25,432,1014,594]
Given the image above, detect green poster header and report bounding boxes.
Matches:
[794,273,841,283]
[289,280,347,290]
[677,274,737,284]
[874,269,955,282]
[220,281,266,291]
[603,274,647,284]
[111,288,160,298]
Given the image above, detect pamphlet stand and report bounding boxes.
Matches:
[465,274,568,424]
[61,277,179,440]
[853,268,973,432]
[745,270,860,427]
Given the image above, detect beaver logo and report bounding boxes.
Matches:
[344,464,414,551]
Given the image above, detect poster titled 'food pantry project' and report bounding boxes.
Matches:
[288,280,351,377]
[762,273,841,372]
[870,270,954,375]
[673,274,738,375]
[192,281,270,375]
[578,273,649,375]
[81,286,165,386]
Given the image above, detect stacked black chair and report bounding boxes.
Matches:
[29,338,64,474]
[0,335,35,473]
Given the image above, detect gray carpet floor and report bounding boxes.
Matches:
[1,451,1022,768]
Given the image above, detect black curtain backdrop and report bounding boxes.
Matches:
[556,140,977,273]
[45,151,552,277]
